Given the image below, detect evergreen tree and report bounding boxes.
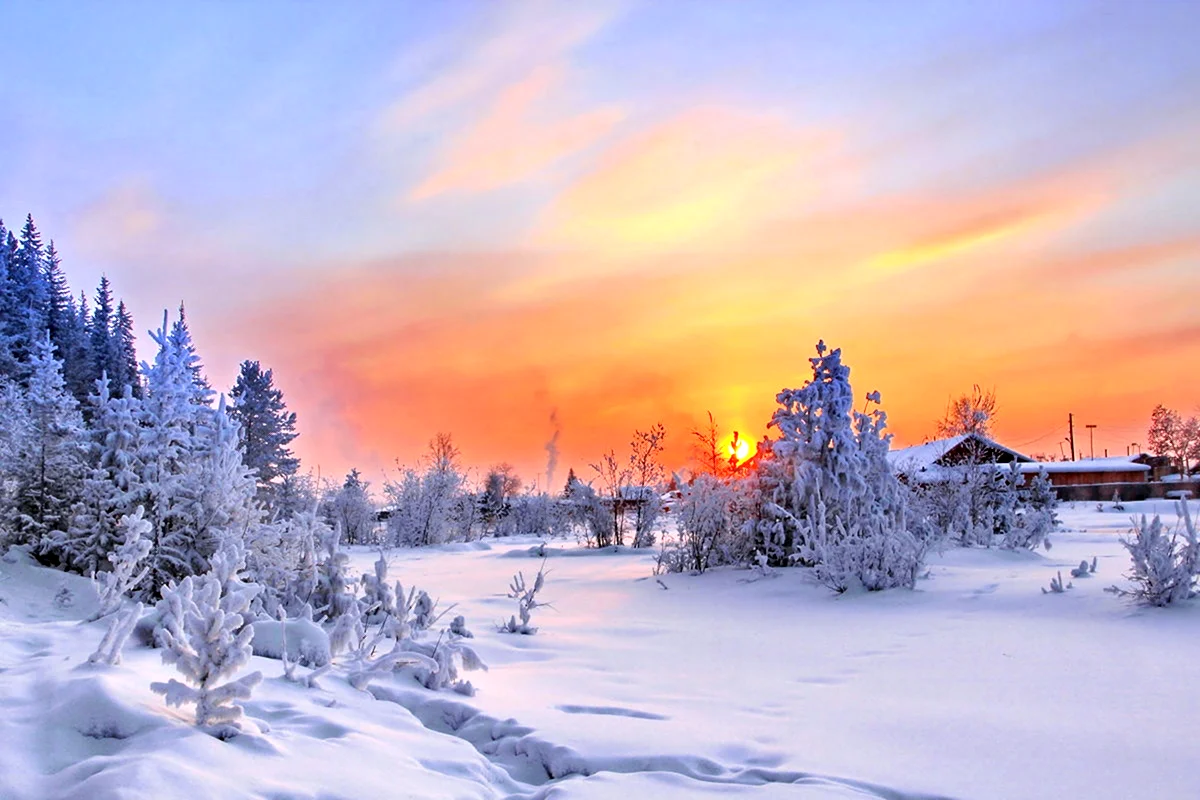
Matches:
[186,394,259,569]
[1,215,49,378]
[170,303,212,405]
[90,276,117,384]
[229,360,299,507]
[0,219,17,379]
[7,335,87,558]
[64,379,145,575]
[138,311,212,594]
[112,300,141,396]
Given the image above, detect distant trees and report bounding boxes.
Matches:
[1147,404,1199,478]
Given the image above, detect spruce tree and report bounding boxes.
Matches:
[7,335,87,559]
[112,300,141,396]
[229,360,299,508]
[65,379,145,575]
[90,276,116,384]
[138,311,211,594]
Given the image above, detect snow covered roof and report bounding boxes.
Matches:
[1016,457,1149,475]
[888,433,1032,473]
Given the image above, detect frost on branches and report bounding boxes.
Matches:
[151,542,263,738]
[88,505,152,621]
[1107,503,1199,607]
[757,342,932,591]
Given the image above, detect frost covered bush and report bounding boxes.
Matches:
[564,478,613,548]
[150,547,263,738]
[668,474,739,574]
[384,434,467,547]
[500,561,549,634]
[495,493,568,538]
[1005,467,1057,551]
[1107,503,1199,607]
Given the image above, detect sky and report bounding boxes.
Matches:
[2,0,1199,488]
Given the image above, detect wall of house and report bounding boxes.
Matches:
[1047,471,1148,487]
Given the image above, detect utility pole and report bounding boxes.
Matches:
[1085,424,1097,459]
[1068,413,1076,461]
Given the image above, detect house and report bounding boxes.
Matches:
[1017,456,1149,487]
[888,433,1150,488]
[887,433,1033,482]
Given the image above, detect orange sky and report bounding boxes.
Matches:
[6,2,1199,488]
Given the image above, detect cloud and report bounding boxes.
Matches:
[533,108,833,253]
[409,64,623,200]
[380,2,615,133]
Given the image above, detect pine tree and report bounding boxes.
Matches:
[7,335,87,558]
[112,301,141,396]
[229,360,299,508]
[90,276,117,385]
[170,303,212,405]
[757,342,928,590]
[1,215,50,378]
[0,219,17,379]
[186,395,259,569]
[65,380,145,575]
[138,311,212,594]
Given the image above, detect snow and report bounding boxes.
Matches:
[1017,457,1150,475]
[1,501,1198,799]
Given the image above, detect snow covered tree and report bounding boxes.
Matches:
[89,505,153,621]
[629,424,666,548]
[563,475,612,548]
[1148,405,1199,478]
[151,549,263,738]
[138,310,216,594]
[111,301,141,397]
[936,385,998,439]
[1005,467,1057,551]
[383,435,465,547]
[1107,503,1199,606]
[64,380,144,575]
[8,335,87,559]
[757,343,928,591]
[327,468,376,546]
[229,360,299,510]
[186,395,259,570]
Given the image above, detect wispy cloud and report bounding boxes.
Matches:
[533,108,832,253]
[409,64,623,200]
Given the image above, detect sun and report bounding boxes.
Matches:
[728,433,751,463]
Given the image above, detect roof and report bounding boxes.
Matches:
[1018,457,1149,475]
[888,433,1032,473]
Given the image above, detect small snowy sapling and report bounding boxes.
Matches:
[150,546,264,738]
[500,560,550,634]
[1106,503,1199,606]
[88,506,152,622]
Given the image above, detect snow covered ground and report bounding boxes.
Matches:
[1,499,1197,800]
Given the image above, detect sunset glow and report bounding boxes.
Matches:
[2,1,1198,483]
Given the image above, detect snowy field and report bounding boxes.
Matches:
[1,499,1197,800]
